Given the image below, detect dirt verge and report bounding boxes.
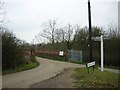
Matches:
[30,68,76,88]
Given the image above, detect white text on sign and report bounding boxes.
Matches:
[86,61,95,67]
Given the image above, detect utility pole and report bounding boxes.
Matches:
[88,0,93,62]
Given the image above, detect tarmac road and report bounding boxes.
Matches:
[2,57,85,88]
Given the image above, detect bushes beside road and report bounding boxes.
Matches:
[1,28,39,74]
[2,29,27,70]
[2,56,39,75]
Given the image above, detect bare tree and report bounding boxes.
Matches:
[54,28,62,42]
[39,19,58,44]
[54,24,80,50]
[54,27,66,42]
[0,1,6,25]
[107,22,119,38]
[36,20,80,50]
[64,24,75,50]
[0,1,6,58]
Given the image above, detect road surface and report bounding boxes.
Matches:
[30,68,76,88]
[2,57,85,88]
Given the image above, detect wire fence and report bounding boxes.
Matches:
[68,50,82,62]
[24,50,82,62]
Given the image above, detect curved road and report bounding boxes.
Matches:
[3,57,85,88]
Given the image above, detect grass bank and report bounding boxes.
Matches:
[2,56,39,75]
[104,65,120,70]
[37,53,120,70]
[72,68,120,88]
[37,53,85,64]
[37,53,67,61]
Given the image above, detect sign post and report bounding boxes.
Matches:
[92,35,104,72]
[101,35,104,71]
[86,61,95,73]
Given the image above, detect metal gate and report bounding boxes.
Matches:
[68,50,82,62]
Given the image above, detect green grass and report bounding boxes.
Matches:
[37,53,120,70]
[104,65,120,70]
[72,68,120,88]
[37,53,85,65]
[37,53,67,61]
[2,57,39,75]
[68,60,86,65]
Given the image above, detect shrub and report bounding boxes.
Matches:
[2,28,28,70]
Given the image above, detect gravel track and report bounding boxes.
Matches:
[2,57,85,88]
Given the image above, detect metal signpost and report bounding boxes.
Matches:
[92,35,104,71]
[101,35,104,71]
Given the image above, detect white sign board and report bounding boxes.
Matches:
[86,61,95,67]
[59,51,64,56]
[92,37,101,41]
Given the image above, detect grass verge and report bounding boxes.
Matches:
[2,56,39,75]
[38,54,120,70]
[104,65,120,70]
[72,67,120,88]
[37,53,67,61]
[37,53,85,64]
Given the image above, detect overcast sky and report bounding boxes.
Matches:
[3,0,119,43]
